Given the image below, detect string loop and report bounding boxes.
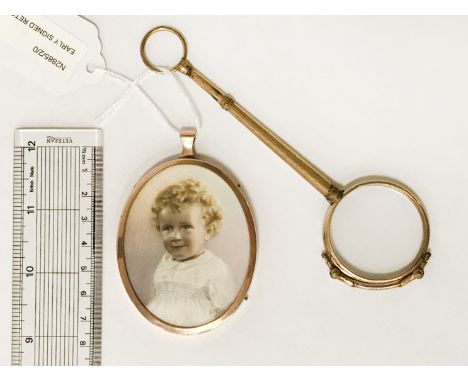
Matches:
[93,66,201,132]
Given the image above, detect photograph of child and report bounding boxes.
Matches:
[146,179,236,327]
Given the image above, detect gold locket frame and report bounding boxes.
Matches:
[140,26,431,290]
[117,130,257,334]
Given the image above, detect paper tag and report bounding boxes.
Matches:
[0,15,105,94]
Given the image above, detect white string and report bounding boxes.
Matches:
[93,66,202,133]
[93,68,154,127]
[160,67,202,131]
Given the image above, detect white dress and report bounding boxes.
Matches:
[146,250,236,327]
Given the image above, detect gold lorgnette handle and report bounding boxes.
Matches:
[140,26,343,205]
[140,26,431,290]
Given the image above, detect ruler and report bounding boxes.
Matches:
[12,128,103,366]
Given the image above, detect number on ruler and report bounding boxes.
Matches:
[25,266,34,277]
[27,141,35,152]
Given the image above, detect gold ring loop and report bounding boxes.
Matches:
[140,26,188,73]
[322,177,431,289]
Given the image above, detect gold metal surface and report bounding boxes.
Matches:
[117,154,257,335]
[322,177,430,289]
[140,26,431,290]
[180,127,197,158]
[140,26,188,73]
[140,26,342,204]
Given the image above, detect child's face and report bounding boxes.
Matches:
[158,203,211,261]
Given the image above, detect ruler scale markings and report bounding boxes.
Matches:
[12,132,102,366]
[55,146,59,366]
[50,146,54,365]
[63,148,67,366]
[47,147,51,367]
[38,146,43,366]
[53,146,57,365]
[67,147,72,366]
[19,148,24,365]
[72,146,76,366]
[54,146,59,365]
[44,146,48,366]
[33,147,37,365]
[20,143,32,365]
[34,147,38,365]
[64,147,68,365]
[58,148,62,365]
[41,146,46,366]
[75,146,79,365]
[89,149,94,365]
[51,146,54,366]
[59,150,63,367]
[37,147,41,366]
[52,146,55,366]
[67,148,75,365]
[45,146,49,366]
[95,147,102,365]
[36,146,39,365]
[73,146,77,365]
[45,146,49,365]
[68,146,72,366]
[67,147,72,365]
[19,147,23,365]
[35,147,40,366]
[64,147,68,366]
[60,147,64,366]
[61,147,65,365]
[55,147,59,366]
[97,145,102,365]
[66,146,70,366]
[58,147,62,366]
[69,147,73,366]
[47,146,51,366]
[79,146,82,364]
[42,146,46,365]
[73,147,77,365]
[58,147,62,365]
[49,146,54,365]
[75,146,78,365]
[55,147,58,366]
[22,148,25,364]
[70,146,75,366]
[63,147,66,366]
[11,148,20,365]
[41,147,45,366]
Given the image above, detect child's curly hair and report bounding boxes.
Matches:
[151,179,223,237]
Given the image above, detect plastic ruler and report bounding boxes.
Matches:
[11,128,103,366]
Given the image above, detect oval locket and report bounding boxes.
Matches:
[117,128,256,334]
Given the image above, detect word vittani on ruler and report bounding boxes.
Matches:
[12,128,103,366]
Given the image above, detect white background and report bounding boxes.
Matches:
[1,15,468,365]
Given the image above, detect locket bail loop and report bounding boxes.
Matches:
[180,127,197,158]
